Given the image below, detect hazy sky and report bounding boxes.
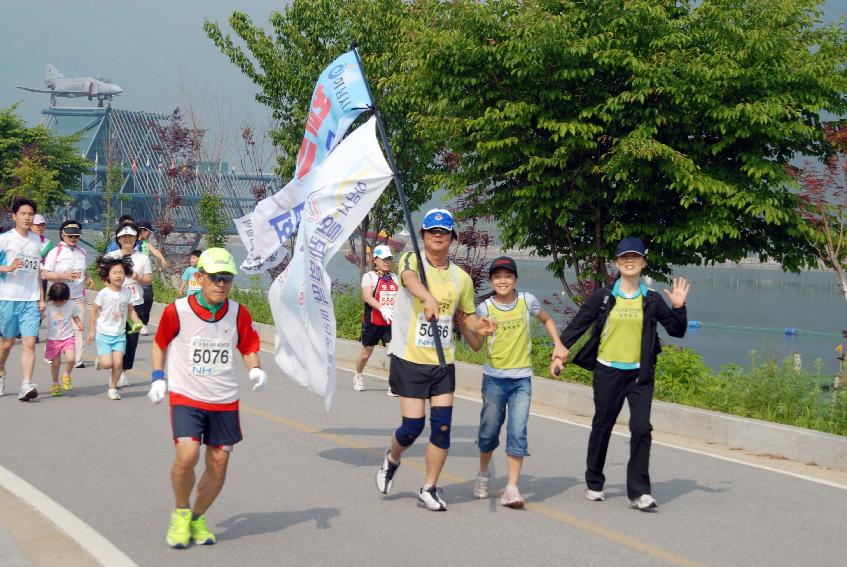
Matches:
[1,0,845,163]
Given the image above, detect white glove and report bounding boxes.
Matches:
[147,379,167,404]
[379,307,394,323]
[249,367,267,391]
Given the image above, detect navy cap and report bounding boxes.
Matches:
[489,256,518,277]
[616,237,647,257]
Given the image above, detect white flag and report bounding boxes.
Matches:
[269,117,393,410]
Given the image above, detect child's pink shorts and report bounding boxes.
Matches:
[45,337,76,361]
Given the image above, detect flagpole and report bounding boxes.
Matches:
[352,44,447,368]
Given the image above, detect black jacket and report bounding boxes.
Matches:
[559,286,687,383]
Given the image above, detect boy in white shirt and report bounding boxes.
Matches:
[0,198,45,400]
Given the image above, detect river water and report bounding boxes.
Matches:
[320,253,845,374]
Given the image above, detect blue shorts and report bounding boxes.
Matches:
[95,332,126,355]
[171,405,243,448]
[0,300,41,338]
[478,375,532,457]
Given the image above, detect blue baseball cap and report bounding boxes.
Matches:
[616,237,647,257]
[421,208,454,231]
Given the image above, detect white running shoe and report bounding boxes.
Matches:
[116,372,129,388]
[417,486,447,511]
[499,485,525,509]
[630,494,658,510]
[353,373,364,391]
[375,449,400,494]
[139,325,149,336]
[107,388,121,400]
[17,382,38,401]
[386,387,399,397]
[585,489,606,502]
[0,372,4,397]
[473,473,490,499]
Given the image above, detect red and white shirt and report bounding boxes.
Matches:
[361,270,399,326]
[154,294,261,410]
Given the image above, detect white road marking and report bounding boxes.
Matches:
[0,464,137,566]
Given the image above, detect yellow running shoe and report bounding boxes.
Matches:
[50,384,62,397]
[166,508,191,549]
[189,514,217,545]
[61,374,72,391]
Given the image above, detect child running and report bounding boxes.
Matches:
[179,250,202,296]
[461,256,568,508]
[88,255,142,400]
[44,282,83,396]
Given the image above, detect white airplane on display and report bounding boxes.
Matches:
[17,64,123,107]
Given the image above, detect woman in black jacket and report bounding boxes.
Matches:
[551,237,690,510]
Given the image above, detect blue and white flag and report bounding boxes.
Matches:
[269,117,393,410]
[236,51,373,272]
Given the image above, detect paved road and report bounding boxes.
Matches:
[1,334,846,567]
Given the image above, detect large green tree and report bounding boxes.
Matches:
[394,0,847,301]
[0,104,89,214]
[204,0,438,275]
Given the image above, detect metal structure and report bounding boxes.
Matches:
[43,106,276,236]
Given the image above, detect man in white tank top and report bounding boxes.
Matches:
[146,248,267,549]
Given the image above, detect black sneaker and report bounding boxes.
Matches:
[74,361,86,369]
[375,449,400,494]
[417,486,447,511]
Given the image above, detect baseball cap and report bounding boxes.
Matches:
[373,244,393,259]
[489,256,518,277]
[421,208,454,231]
[616,237,647,257]
[116,226,138,238]
[137,220,154,232]
[198,248,238,275]
[33,214,46,225]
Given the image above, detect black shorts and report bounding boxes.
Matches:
[171,404,243,448]
[388,355,455,399]
[361,322,391,347]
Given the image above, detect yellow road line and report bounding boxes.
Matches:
[240,403,705,567]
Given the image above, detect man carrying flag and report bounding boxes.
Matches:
[375,208,497,511]
[147,248,268,549]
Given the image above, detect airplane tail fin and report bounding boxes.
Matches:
[45,64,63,81]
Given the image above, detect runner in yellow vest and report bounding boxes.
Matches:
[375,208,497,511]
[462,256,567,508]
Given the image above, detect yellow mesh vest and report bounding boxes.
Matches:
[484,293,532,370]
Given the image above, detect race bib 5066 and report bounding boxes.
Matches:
[414,313,453,349]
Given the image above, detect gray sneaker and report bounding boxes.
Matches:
[473,473,490,499]
[585,488,606,501]
[375,450,400,494]
[18,382,38,401]
[630,494,658,510]
[417,486,447,511]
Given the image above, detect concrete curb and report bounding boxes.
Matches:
[138,296,847,472]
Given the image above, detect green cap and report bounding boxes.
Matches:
[198,248,238,275]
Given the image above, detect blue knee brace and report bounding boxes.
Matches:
[395,416,425,447]
[429,406,453,449]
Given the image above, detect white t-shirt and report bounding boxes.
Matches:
[0,229,43,301]
[46,301,78,341]
[94,287,132,336]
[43,243,87,298]
[105,250,151,306]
